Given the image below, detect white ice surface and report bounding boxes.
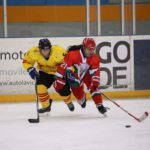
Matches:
[0,99,150,150]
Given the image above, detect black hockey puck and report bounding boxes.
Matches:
[125,125,131,128]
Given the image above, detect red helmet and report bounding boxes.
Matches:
[82,38,96,51]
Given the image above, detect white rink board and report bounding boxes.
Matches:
[0,36,132,94]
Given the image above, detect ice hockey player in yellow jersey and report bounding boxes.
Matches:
[23,39,74,113]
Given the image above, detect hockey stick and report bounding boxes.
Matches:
[101,92,149,122]
[28,78,40,123]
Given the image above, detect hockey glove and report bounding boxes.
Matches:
[66,70,80,87]
[89,81,99,93]
[27,67,40,80]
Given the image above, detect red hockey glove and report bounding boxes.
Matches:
[89,79,100,92]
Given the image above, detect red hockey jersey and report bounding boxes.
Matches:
[56,48,100,85]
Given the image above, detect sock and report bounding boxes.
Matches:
[62,95,72,104]
[37,85,50,108]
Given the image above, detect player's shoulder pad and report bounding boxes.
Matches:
[68,49,79,55]
[52,45,66,51]
[52,45,67,56]
[91,54,100,65]
[67,50,80,61]
[31,46,40,53]
[26,46,39,56]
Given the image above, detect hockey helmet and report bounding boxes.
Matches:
[82,38,96,51]
[39,38,52,50]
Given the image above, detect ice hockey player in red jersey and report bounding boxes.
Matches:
[54,37,107,114]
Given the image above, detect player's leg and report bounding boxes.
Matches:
[71,83,87,108]
[36,71,54,113]
[83,72,107,114]
[54,80,74,111]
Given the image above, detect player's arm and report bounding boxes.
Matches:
[52,45,79,84]
[64,53,80,87]
[54,52,79,91]
[22,49,36,70]
[54,59,68,92]
[22,49,39,80]
[89,55,100,91]
[55,51,73,77]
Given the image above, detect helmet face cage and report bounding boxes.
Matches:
[82,38,96,51]
[39,39,52,50]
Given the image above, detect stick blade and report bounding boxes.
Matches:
[28,118,40,123]
[139,112,149,122]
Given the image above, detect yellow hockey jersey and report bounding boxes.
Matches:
[23,45,67,75]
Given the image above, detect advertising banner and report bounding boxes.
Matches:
[0,36,132,94]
